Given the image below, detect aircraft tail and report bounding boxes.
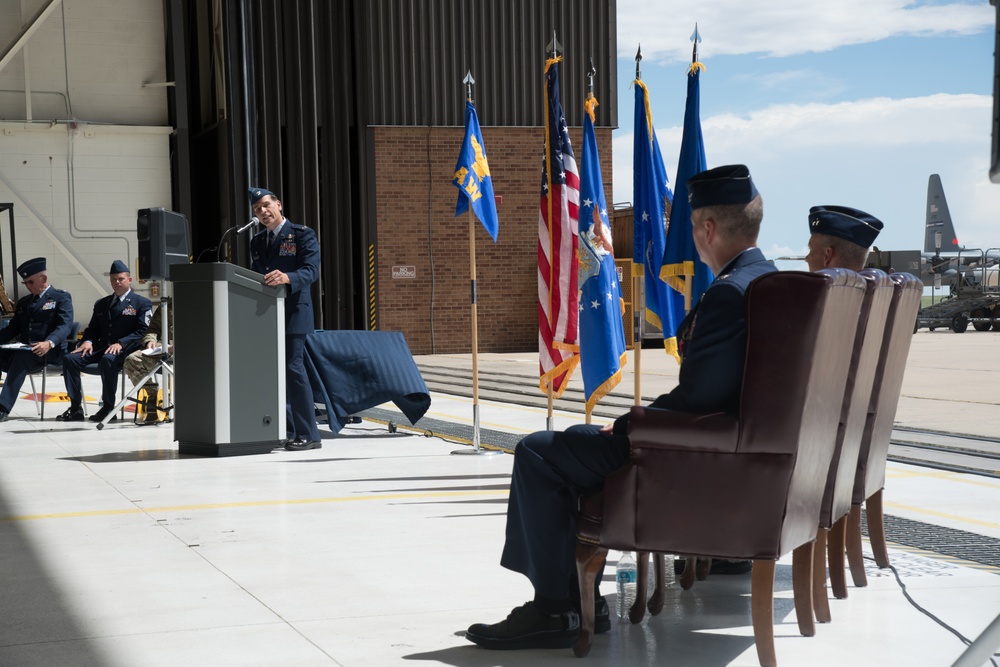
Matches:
[924,174,961,253]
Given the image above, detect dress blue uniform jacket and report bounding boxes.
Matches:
[81,290,153,353]
[652,246,776,413]
[614,247,776,432]
[249,219,320,334]
[0,287,74,363]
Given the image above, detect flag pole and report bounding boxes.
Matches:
[584,57,596,427]
[452,70,500,457]
[468,205,483,448]
[633,45,644,406]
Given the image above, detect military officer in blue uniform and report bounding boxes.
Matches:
[57,260,152,423]
[805,204,884,272]
[0,258,74,421]
[466,165,778,651]
[248,187,322,451]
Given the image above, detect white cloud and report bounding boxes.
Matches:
[618,0,993,62]
[613,93,1000,252]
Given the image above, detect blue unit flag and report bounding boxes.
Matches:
[660,63,714,360]
[453,100,499,242]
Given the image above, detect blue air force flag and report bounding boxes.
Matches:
[578,95,627,412]
[660,64,713,361]
[453,101,499,242]
[632,80,674,339]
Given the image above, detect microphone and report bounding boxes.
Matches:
[236,216,259,234]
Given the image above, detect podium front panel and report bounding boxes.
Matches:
[171,262,285,456]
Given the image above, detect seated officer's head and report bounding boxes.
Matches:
[687,164,763,245]
[686,164,763,272]
[17,257,48,296]
[805,205,883,272]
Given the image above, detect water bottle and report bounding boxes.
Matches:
[615,551,637,619]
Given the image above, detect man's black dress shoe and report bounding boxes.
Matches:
[55,406,85,422]
[0,409,8,422]
[89,406,117,423]
[466,601,580,650]
[284,438,321,451]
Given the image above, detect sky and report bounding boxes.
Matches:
[610,0,1000,266]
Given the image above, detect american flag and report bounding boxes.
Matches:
[538,57,580,397]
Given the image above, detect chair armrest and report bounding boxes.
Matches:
[627,405,740,454]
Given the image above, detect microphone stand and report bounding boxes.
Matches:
[215,218,259,263]
[216,226,237,263]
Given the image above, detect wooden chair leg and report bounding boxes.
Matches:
[751,560,777,667]
[828,516,848,599]
[846,504,868,587]
[867,490,891,568]
[679,556,697,590]
[695,557,711,581]
[574,541,608,658]
[792,542,816,637]
[648,553,665,615]
[812,528,831,623]
[631,551,648,624]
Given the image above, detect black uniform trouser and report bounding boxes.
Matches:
[63,350,123,408]
[0,351,45,412]
[500,424,630,601]
[286,334,320,442]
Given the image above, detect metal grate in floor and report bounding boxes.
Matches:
[356,406,521,452]
[864,509,1000,570]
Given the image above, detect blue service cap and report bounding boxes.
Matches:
[809,205,883,248]
[110,259,130,274]
[17,257,46,279]
[249,187,276,207]
[687,164,759,210]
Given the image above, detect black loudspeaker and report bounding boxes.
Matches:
[137,207,191,280]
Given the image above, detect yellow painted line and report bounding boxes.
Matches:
[884,500,1000,531]
[0,488,509,523]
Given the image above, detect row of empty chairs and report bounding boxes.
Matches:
[573,268,922,666]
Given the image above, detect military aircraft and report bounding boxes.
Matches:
[865,174,1000,332]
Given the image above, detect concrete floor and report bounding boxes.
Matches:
[1,331,999,666]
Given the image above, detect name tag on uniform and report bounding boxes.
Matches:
[41,301,56,310]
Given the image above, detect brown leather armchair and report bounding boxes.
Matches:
[574,269,867,666]
[844,272,923,587]
[812,269,894,621]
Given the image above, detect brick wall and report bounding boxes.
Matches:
[374,125,613,354]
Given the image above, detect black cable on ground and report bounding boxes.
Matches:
[870,555,1000,666]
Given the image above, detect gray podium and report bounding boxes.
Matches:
[169,262,286,456]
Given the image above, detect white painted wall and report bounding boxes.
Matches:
[0,0,172,311]
[0,121,172,308]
